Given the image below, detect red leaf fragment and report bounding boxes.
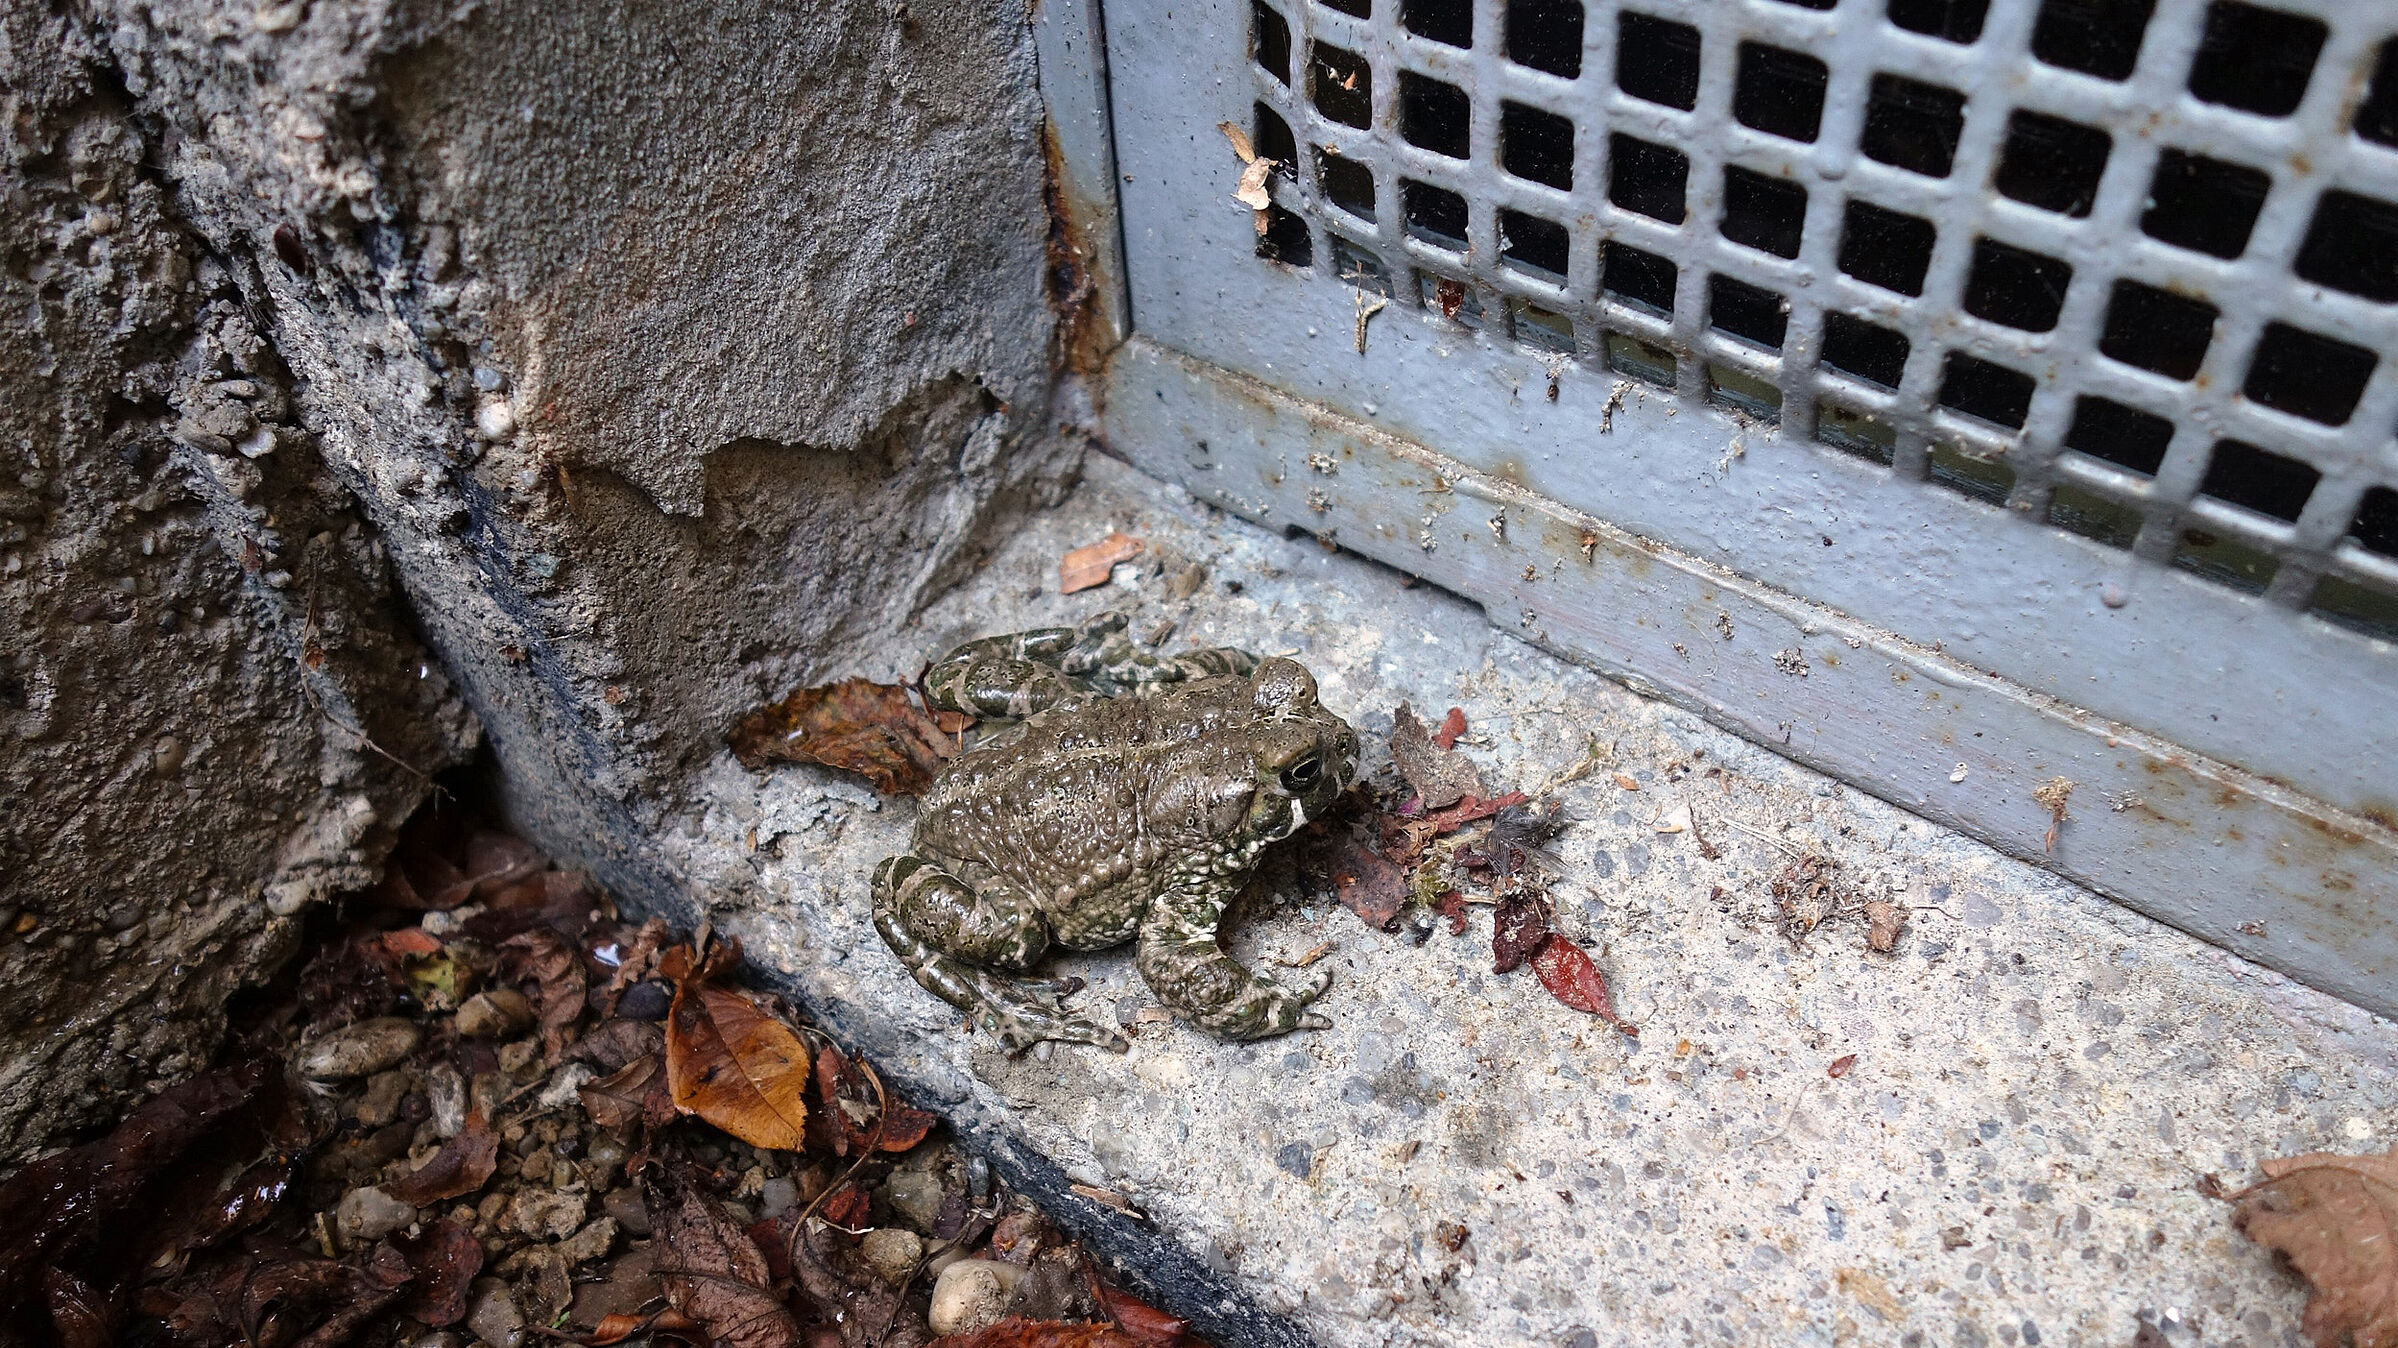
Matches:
[1421,791,1530,834]
[820,1182,872,1230]
[930,1319,1149,1348]
[1432,707,1467,752]
[1530,938,1635,1034]
[1093,1281,1188,1347]
[384,1110,498,1205]
[1490,896,1551,975]
[1390,703,1484,811]
[728,678,963,795]
[1828,1054,1858,1079]
[1432,890,1469,937]
[391,1219,482,1327]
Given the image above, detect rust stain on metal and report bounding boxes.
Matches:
[1041,121,1110,378]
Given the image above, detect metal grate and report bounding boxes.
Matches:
[1245,0,2398,638]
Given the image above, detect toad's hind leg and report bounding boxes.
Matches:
[871,855,1129,1053]
[1135,884,1332,1041]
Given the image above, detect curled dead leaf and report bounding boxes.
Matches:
[930,1319,1149,1348]
[1059,532,1144,594]
[1232,158,1273,211]
[728,679,961,795]
[1490,895,1551,975]
[2232,1148,2398,1348]
[1531,938,1634,1034]
[647,1177,800,1348]
[1391,702,1483,811]
[384,1110,498,1205]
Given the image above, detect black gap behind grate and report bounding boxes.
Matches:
[1939,352,2036,427]
[1602,240,1677,314]
[1766,0,1835,10]
[1500,209,1570,280]
[1509,0,1584,77]
[1888,0,1988,43]
[2188,2,2325,118]
[1254,2,1292,83]
[1400,72,1471,158]
[1618,13,1700,111]
[2200,438,2320,521]
[1710,275,1788,349]
[1721,167,1807,258]
[2295,191,2398,303]
[1993,111,2110,216]
[1735,43,1829,142]
[1862,74,1966,176]
[2243,323,2376,425]
[2140,150,2268,258]
[1610,134,1689,223]
[1311,42,1373,128]
[2098,280,2216,380]
[2030,0,2154,81]
[1502,102,1575,190]
[2359,41,2398,148]
[1321,0,1368,16]
[1255,102,1298,178]
[1403,179,1470,248]
[1257,203,1313,266]
[1838,201,1937,295]
[1318,147,1376,220]
[1821,313,1910,387]
[1403,0,1473,47]
[2352,486,2398,557]
[1964,238,2073,331]
[1329,234,1394,295]
[2064,395,2173,474]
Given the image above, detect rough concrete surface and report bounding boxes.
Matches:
[0,5,472,1161]
[672,454,2398,1348]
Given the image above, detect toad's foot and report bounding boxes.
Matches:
[872,902,1128,1054]
[1136,890,1335,1041]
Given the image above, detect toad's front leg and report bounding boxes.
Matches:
[1135,882,1332,1041]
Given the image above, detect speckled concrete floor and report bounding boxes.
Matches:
[664,454,2396,1348]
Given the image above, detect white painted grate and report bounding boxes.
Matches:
[1244,0,2398,637]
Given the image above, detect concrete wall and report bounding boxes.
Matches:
[0,0,1073,1159]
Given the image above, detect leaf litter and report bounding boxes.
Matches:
[729,678,971,795]
[0,803,1217,1348]
[2227,1146,2398,1348]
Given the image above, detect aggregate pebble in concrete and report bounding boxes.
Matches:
[667,456,2398,1348]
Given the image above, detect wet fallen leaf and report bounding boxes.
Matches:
[728,679,960,795]
[1432,890,1469,937]
[580,1053,674,1134]
[1828,1054,1858,1079]
[1059,532,1145,594]
[590,1311,657,1345]
[929,1320,1147,1348]
[1093,1280,1188,1348]
[812,1044,939,1156]
[2232,1148,2398,1348]
[1421,790,1530,834]
[384,1110,498,1205]
[819,1182,872,1230]
[503,927,587,1061]
[786,1214,927,1348]
[569,1018,667,1074]
[1530,938,1634,1034]
[665,959,811,1151]
[1490,895,1551,975]
[647,1177,800,1348]
[1432,707,1467,752]
[390,1219,482,1327]
[1390,702,1483,811]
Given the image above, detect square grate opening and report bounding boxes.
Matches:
[1242,0,2398,638]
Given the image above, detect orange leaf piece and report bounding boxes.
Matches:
[727,679,961,795]
[1059,532,1144,594]
[2234,1148,2398,1348]
[930,1319,1148,1348]
[666,977,809,1151]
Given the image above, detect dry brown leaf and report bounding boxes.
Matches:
[647,1179,800,1348]
[502,928,586,1062]
[1531,938,1634,1034]
[728,679,960,795]
[1611,773,1639,791]
[1216,120,1256,164]
[1390,702,1484,810]
[579,1053,673,1134]
[1491,895,1550,975]
[1232,158,1273,210]
[1863,899,1907,954]
[1059,532,1145,594]
[666,974,809,1151]
[384,1110,498,1205]
[2234,1148,2398,1348]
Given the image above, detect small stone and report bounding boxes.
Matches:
[602,1186,651,1237]
[476,399,516,440]
[861,1228,925,1287]
[296,1018,420,1080]
[538,1062,597,1111]
[336,1186,417,1243]
[425,1063,467,1138]
[759,1176,799,1217]
[465,1277,524,1348]
[886,1170,947,1232]
[505,1186,588,1241]
[558,1215,618,1266]
[616,980,672,1020]
[455,989,533,1039]
[927,1259,1026,1336]
[497,1039,540,1075]
[352,1068,414,1127]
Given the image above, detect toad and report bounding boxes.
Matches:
[873,613,1358,1051]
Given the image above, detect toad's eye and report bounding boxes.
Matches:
[1279,755,1322,792]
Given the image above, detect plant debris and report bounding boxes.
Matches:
[2034,775,2076,854]
[2229,1147,2398,1348]
[729,679,968,794]
[1389,702,1485,810]
[0,806,1210,1348]
[1059,532,1146,595]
